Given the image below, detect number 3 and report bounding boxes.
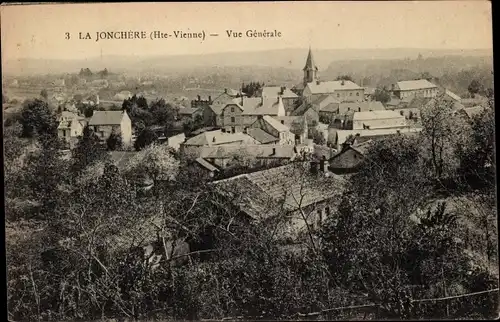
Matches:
[65,32,70,40]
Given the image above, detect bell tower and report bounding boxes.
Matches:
[303,47,318,86]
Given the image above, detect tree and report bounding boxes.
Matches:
[71,125,109,176]
[134,127,158,151]
[373,88,391,104]
[40,89,48,100]
[123,143,179,184]
[241,81,263,97]
[107,131,123,151]
[336,75,353,81]
[150,98,177,131]
[310,128,326,145]
[20,99,58,138]
[468,80,483,98]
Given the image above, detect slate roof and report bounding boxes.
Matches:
[274,116,306,135]
[261,86,298,99]
[183,130,256,146]
[305,80,362,94]
[89,111,126,126]
[336,101,386,115]
[303,48,318,71]
[212,163,347,220]
[395,79,437,91]
[195,157,219,172]
[262,115,290,132]
[200,144,297,160]
[445,89,461,102]
[179,107,200,115]
[246,128,280,144]
[236,97,285,116]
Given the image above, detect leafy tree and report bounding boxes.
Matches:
[336,75,354,81]
[40,89,48,100]
[71,125,109,176]
[150,98,177,132]
[468,80,484,98]
[106,131,123,151]
[20,99,58,138]
[373,88,391,104]
[310,128,326,145]
[134,127,158,151]
[123,143,179,184]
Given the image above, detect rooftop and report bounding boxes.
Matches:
[89,111,126,126]
[353,110,405,121]
[183,130,256,146]
[262,115,290,132]
[212,163,346,220]
[395,79,438,91]
[200,144,297,160]
[246,128,280,144]
[305,80,362,94]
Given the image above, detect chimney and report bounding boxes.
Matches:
[208,95,212,102]
[280,120,285,124]
[316,80,320,85]
[319,155,326,172]
[341,80,345,86]
[197,95,201,101]
[224,88,227,94]
[391,84,395,91]
[347,107,350,111]
[358,107,361,112]
[271,147,276,155]
[243,127,248,134]
[212,137,216,142]
[280,86,286,95]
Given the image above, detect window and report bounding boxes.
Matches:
[350,92,353,96]
[231,127,235,133]
[231,117,235,123]
[231,107,235,112]
[337,94,340,98]
[356,92,360,96]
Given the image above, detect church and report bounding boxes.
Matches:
[295,48,365,103]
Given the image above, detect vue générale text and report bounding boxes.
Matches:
[66,29,283,41]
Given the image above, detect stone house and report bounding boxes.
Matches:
[248,115,295,145]
[88,110,133,147]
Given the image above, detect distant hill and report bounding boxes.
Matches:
[3,47,493,76]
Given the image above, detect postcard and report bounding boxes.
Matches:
[2,2,496,321]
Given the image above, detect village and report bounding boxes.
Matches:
[4,40,497,322]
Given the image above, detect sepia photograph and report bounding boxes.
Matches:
[1,1,497,321]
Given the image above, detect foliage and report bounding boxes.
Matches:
[336,75,354,81]
[134,127,158,151]
[79,68,93,77]
[373,88,391,104]
[40,89,48,100]
[20,99,58,138]
[106,131,123,151]
[71,125,109,176]
[149,98,177,132]
[123,143,180,182]
[241,81,264,97]
[310,128,326,145]
[468,79,484,97]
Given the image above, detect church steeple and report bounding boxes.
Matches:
[303,47,318,86]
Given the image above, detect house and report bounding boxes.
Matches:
[166,132,186,151]
[293,94,339,124]
[211,162,347,239]
[275,116,309,145]
[441,89,462,103]
[178,107,202,122]
[320,101,386,126]
[57,111,86,147]
[461,94,489,108]
[179,130,259,159]
[392,79,438,99]
[88,110,133,146]
[199,144,301,169]
[248,115,295,145]
[385,96,433,120]
[352,110,407,130]
[82,94,100,106]
[261,86,299,115]
[240,96,287,126]
[328,140,374,173]
[303,80,364,103]
[246,128,280,144]
[330,127,422,151]
[299,48,364,102]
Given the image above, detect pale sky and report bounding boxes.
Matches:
[1,1,493,61]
